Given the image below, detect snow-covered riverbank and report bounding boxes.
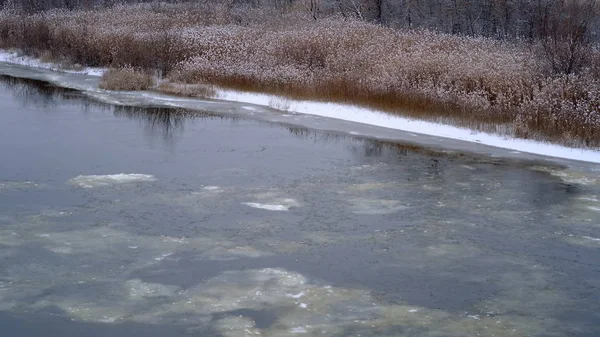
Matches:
[1,49,600,164]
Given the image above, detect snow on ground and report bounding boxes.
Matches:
[1,49,600,163]
[219,89,600,164]
[0,50,105,76]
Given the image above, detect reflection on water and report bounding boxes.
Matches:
[0,76,599,337]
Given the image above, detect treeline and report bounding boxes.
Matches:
[3,0,599,40]
[3,0,597,75]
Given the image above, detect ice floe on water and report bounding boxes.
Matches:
[0,180,43,191]
[199,246,274,260]
[531,166,600,186]
[242,193,301,212]
[0,239,554,337]
[68,173,156,188]
[110,269,549,335]
[346,182,396,191]
[582,236,600,242]
[126,279,181,299]
[242,202,291,211]
[203,185,222,191]
[573,195,600,215]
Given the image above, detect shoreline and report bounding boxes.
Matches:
[1,49,600,164]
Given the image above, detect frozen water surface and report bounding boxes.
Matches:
[69,174,157,188]
[0,75,599,337]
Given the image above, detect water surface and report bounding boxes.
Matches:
[0,76,599,337]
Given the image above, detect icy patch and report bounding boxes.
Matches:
[213,316,260,337]
[69,174,156,188]
[1,262,550,337]
[349,198,408,215]
[242,196,300,212]
[0,50,105,76]
[154,252,173,261]
[287,291,305,299]
[0,230,24,247]
[578,196,600,202]
[582,236,600,242]
[126,279,180,299]
[242,202,290,211]
[200,246,273,260]
[290,327,308,333]
[347,182,394,191]
[0,181,42,191]
[531,166,599,186]
[426,244,480,258]
[203,186,222,191]
[49,246,73,254]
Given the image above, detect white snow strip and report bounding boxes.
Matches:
[242,202,290,211]
[299,303,308,309]
[216,89,600,163]
[0,50,105,76]
[582,236,600,242]
[68,174,156,188]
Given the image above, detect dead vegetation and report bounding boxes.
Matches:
[156,81,216,98]
[99,67,154,91]
[0,2,598,147]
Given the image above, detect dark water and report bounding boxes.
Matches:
[0,76,599,337]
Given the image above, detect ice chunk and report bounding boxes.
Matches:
[242,202,290,211]
[287,291,305,299]
[290,327,308,333]
[69,174,156,188]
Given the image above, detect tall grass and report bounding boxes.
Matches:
[0,3,598,147]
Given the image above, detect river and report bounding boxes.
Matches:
[0,74,599,337]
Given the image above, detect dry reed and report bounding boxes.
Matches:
[0,3,598,147]
[99,67,154,91]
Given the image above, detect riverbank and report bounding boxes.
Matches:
[0,3,599,148]
[2,53,600,164]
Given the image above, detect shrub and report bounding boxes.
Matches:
[99,67,154,91]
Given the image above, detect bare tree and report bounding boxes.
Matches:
[540,0,599,74]
[299,0,321,19]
